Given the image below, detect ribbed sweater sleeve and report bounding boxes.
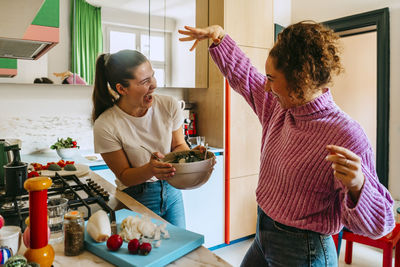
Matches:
[342,147,395,238]
[209,35,273,124]
[208,34,395,238]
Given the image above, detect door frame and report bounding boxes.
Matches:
[323,8,390,188]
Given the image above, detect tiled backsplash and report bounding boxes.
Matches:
[0,114,93,154]
[0,84,94,155]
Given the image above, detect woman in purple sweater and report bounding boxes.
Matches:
[179,22,395,266]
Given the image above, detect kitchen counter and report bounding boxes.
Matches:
[18,171,231,267]
[21,150,106,168]
[21,146,224,168]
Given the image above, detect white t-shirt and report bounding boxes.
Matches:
[93,94,184,190]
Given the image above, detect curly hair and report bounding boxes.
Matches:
[269,21,343,100]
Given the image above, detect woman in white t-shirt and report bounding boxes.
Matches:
[92,50,189,228]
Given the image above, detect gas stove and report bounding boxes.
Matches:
[0,173,115,231]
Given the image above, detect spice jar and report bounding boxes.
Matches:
[64,210,84,256]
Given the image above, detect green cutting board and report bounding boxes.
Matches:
[84,209,204,267]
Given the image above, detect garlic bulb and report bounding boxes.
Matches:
[86,210,111,242]
[119,215,170,245]
[138,216,156,238]
[120,216,141,233]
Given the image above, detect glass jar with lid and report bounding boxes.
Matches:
[63,210,84,256]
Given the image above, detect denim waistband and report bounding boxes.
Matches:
[259,206,328,236]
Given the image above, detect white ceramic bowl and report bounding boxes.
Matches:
[56,148,79,159]
[0,225,21,256]
[163,150,215,190]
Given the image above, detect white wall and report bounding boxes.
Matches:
[0,84,94,154]
[274,0,291,26]
[331,33,377,153]
[291,0,400,198]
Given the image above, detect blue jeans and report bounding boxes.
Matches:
[241,206,338,267]
[123,180,186,228]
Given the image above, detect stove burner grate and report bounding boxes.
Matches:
[0,173,115,231]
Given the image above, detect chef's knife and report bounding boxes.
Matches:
[110,210,117,235]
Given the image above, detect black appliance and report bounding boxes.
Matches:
[3,144,27,197]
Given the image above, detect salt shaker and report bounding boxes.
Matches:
[64,211,84,256]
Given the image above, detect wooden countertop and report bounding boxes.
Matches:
[19,172,231,267]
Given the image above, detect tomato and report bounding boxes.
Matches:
[28,171,40,178]
[106,235,123,251]
[139,242,152,255]
[57,159,66,168]
[31,163,43,171]
[128,239,140,254]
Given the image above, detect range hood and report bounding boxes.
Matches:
[0,0,59,60]
[0,38,52,60]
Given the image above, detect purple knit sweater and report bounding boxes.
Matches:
[210,35,395,238]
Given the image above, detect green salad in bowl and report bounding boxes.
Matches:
[164,150,209,163]
[162,150,215,190]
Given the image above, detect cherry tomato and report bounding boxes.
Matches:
[106,235,123,251]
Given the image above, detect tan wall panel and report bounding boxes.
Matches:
[230,46,266,178]
[230,175,258,240]
[195,0,209,88]
[225,0,273,48]
[241,45,269,72]
[230,92,262,177]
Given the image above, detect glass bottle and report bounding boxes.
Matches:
[63,210,84,256]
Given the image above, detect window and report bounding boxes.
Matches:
[105,25,170,87]
[109,31,136,53]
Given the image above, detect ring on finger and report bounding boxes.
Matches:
[344,159,349,167]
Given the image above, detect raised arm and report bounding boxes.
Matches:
[179,25,272,123]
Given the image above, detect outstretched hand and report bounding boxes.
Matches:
[178,25,226,51]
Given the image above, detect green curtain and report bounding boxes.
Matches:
[71,0,103,84]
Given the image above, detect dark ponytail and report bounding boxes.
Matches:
[91,50,148,122]
[92,54,114,122]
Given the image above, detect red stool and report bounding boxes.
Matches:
[332,231,341,252]
[340,223,400,267]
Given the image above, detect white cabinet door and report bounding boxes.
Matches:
[181,154,224,248]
